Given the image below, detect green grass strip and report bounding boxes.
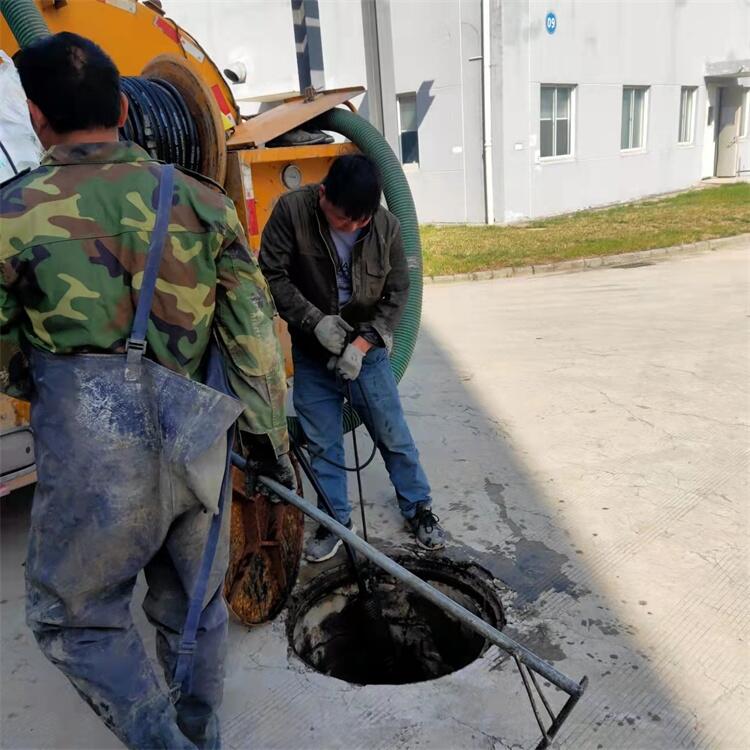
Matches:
[421,184,750,277]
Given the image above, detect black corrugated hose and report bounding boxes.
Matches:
[120,77,201,173]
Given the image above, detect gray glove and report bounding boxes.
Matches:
[333,343,365,381]
[313,315,353,355]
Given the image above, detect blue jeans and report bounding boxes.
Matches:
[292,347,432,524]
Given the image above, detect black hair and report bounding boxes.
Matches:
[15,32,121,134]
[322,154,383,220]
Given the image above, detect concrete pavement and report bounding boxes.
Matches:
[1,243,748,749]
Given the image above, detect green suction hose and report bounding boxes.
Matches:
[1,0,50,49]
[288,107,423,441]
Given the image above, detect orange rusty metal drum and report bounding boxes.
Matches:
[224,463,305,624]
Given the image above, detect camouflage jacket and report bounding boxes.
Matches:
[0,141,288,455]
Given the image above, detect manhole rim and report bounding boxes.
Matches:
[286,553,507,686]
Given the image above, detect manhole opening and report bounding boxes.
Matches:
[288,556,506,685]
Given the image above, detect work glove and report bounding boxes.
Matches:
[313,315,353,355]
[244,436,298,501]
[332,343,365,381]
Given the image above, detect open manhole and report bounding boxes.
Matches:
[288,556,505,685]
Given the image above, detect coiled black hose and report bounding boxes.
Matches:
[119,77,201,173]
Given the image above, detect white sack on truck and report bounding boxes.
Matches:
[0,50,43,183]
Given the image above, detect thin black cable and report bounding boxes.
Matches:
[298,371,381,543]
[296,372,377,542]
[303,434,377,472]
[302,377,378,471]
[346,381,369,543]
[290,441,368,596]
[0,137,18,175]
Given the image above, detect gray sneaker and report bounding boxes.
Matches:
[406,506,446,550]
[305,520,355,562]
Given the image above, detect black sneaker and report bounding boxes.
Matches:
[304,520,355,562]
[406,505,446,550]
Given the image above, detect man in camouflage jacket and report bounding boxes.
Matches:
[0,33,292,750]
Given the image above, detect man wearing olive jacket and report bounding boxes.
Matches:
[259,154,446,561]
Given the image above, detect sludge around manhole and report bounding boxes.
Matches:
[287,556,506,686]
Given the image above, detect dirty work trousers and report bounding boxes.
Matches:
[25,361,232,750]
[292,346,432,525]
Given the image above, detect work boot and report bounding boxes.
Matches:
[267,128,334,147]
[176,697,221,750]
[305,521,355,562]
[406,505,446,550]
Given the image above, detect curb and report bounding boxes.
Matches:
[422,233,750,285]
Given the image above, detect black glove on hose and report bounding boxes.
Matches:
[246,452,296,501]
[243,434,297,500]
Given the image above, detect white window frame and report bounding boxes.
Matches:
[621,86,649,152]
[678,86,697,145]
[396,92,420,168]
[539,84,576,161]
[740,88,750,140]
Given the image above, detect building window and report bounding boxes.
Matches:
[621,86,648,150]
[397,93,419,165]
[678,87,697,144]
[741,89,750,139]
[540,85,573,158]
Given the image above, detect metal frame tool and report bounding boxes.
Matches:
[233,452,587,749]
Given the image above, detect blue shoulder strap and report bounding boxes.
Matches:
[171,342,236,701]
[171,425,234,701]
[126,164,176,365]
[125,162,234,701]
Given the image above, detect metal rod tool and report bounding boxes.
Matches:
[233,452,587,748]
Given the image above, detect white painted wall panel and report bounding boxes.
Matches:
[390,0,484,223]
[499,0,750,221]
[161,0,749,222]
[163,0,299,108]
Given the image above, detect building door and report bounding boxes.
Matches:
[715,86,742,177]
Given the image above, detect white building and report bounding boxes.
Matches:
[165,1,750,224]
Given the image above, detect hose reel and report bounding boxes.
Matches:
[120,76,201,173]
[120,55,227,185]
